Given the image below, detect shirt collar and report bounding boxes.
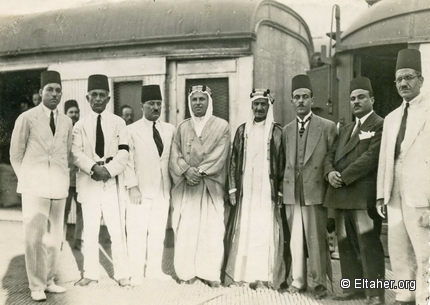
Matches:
[404,93,422,107]
[356,110,373,125]
[91,110,107,120]
[297,111,312,123]
[142,115,158,128]
[41,103,58,117]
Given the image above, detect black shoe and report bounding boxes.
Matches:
[332,291,366,301]
[278,281,289,292]
[314,285,327,300]
[205,280,221,288]
[250,280,268,290]
[74,278,98,286]
[366,295,384,305]
[286,285,306,294]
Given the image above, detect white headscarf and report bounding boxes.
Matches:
[188,85,214,137]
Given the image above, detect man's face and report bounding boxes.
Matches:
[32,93,41,106]
[252,98,269,122]
[66,106,80,125]
[190,92,209,117]
[142,100,162,122]
[350,89,374,119]
[395,68,423,102]
[291,88,313,118]
[40,83,62,110]
[86,89,110,114]
[121,107,134,125]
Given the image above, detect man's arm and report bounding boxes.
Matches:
[104,121,129,178]
[9,114,29,175]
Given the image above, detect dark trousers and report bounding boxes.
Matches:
[335,208,385,297]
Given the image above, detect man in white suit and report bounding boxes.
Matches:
[377,49,430,305]
[73,74,130,287]
[125,84,175,285]
[10,71,73,302]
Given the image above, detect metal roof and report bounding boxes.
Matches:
[0,0,312,57]
[340,0,430,51]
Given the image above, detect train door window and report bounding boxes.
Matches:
[113,81,142,123]
[185,78,229,122]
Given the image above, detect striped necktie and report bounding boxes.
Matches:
[298,117,311,137]
[394,102,409,159]
[50,111,56,135]
[153,122,164,157]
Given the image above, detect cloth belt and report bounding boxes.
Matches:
[96,157,113,166]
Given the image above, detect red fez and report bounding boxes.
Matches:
[292,74,312,93]
[141,85,162,103]
[396,49,421,72]
[41,71,61,89]
[350,77,373,96]
[88,74,109,92]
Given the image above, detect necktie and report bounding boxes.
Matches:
[350,120,362,138]
[50,111,55,135]
[153,122,164,156]
[394,102,409,159]
[298,117,311,137]
[96,114,104,158]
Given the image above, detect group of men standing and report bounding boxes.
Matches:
[9,47,429,305]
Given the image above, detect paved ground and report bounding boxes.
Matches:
[0,215,395,305]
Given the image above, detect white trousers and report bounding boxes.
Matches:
[126,190,169,279]
[388,161,430,305]
[81,182,128,280]
[21,194,65,291]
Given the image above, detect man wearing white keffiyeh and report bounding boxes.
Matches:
[169,85,230,288]
[224,89,287,290]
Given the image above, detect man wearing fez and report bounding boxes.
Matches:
[282,74,337,299]
[72,74,130,287]
[124,85,175,285]
[169,85,230,287]
[63,100,84,250]
[10,71,72,302]
[324,77,385,305]
[377,49,430,305]
[224,89,287,290]
[119,104,134,126]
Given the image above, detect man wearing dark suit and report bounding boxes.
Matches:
[10,71,73,302]
[282,74,337,299]
[324,77,385,305]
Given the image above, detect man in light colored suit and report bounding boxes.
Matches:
[10,71,72,302]
[125,84,175,285]
[73,74,130,287]
[282,74,337,299]
[377,49,430,305]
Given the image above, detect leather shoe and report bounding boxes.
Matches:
[31,291,46,302]
[45,284,66,293]
[286,285,306,294]
[205,280,221,288]
[74,278,98,286]
[366,295,384,305]
[333,291,366,301]
[118,278,131,287]
[314,285,327,300]
[250,280,268,290]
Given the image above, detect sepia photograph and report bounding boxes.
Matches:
[0,0,428,304]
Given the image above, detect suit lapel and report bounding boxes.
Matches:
[335,123,355,163]
[103,113,115,154]
[287,123,297,167]
[304,116,322,165]
[32,106,54,149]
[82,115,96,158]
[402,100,429,155]
[53,114,68,147]
[136,120,159,157]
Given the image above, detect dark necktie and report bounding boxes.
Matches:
[350,120,362,138]
[96,114,104,158]
[394,102,409,159]
[298,117,311,137]
[153,122,164,156]
[50,111,55,135]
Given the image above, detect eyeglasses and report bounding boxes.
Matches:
[395,75,417,83]
[89,92,108,99]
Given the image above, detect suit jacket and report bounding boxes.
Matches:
[72,111,128,203]
[324,112,384,210]
[283,114,337,205]
[124,119,175,200]
[10,104,73,199]
[377,95,430,207]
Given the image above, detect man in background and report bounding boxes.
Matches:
[120,104,134,125]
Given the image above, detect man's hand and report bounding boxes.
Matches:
[184,167,201,186]
[229,193,236,206]
[418,210,430,228]
[327,171,343,188]
[128,186,142,205]
[376,199,386,218]
[91,165,111,182]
